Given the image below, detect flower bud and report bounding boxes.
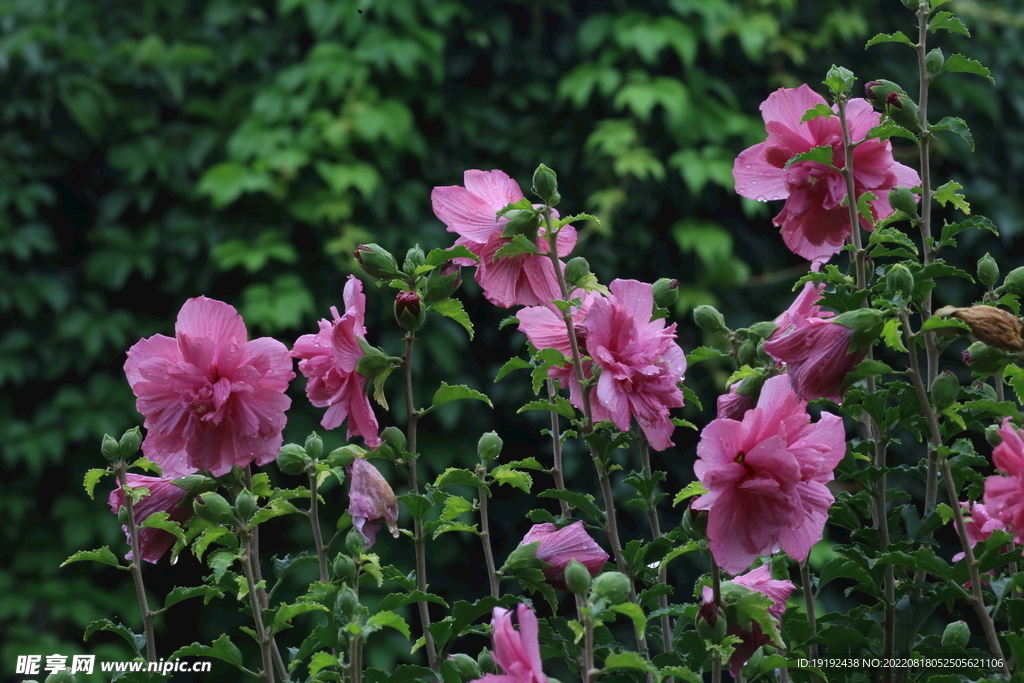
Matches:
[832,308,886,352]
[888,186,920,219]
[977,253,999,289]
[193,492,235,525]
[985,426,1002,447]
[999,266,1024,296]
[353,244,400,279]
[737,339,756,367]
[381,426,407,455]
[448,653,481,681]
[885,92,922,134]
[682,506,709,539]
[693,305,726,334]
[277,443,312,476]
[345,529,367,554]
[652,278,679,309]
[337,584,359,619]
[564,559,594,595]
[402,245,426,275]
[355,345,395,378]
[592,571,631,604]
[327,445,360,469]
[926,48,945,75]
[332,553,357,584]
[477,648,496,674]
[395,291,426,331]
[117,505,130,525]
[532,163,558,203]
[304,432,324,459]
[500,209,541,241]
[941,620,970,649]
[45,672,76,683]
[477,431,503,462]
[962,341,1013,374]
[119,427,142,459]
[101,433,121,461]
[423,263,462,303]
[235,489,257,522]
[747,321,777,342]
[564,257,590,290]
[901,0,919,8]
[695,600,727,644]
[930,371,960,411]
[864,79,908,110]
[886,263,915,299]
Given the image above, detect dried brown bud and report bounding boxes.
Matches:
[937,305,1023,352]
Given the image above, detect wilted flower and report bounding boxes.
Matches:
[934,305,1023,352]
[124,297,294,477]
[108,474,194,563]
[733,84,920,266]
[473,604,549,683]
[431,169,576,308]
[292,276,380,448]
[346,457,399,547]
[518,521,609,590]
[984,418,1024,544]
[692,375,846,575]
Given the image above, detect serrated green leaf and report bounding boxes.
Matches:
[426,520,478,539]
[673,481,708,506]
[84,468,110,500]
[62,546,126,570]
[193,525,233,561]
[558,212,600,227]
[169,634,247,671]
[1003,365,1024,404]
[937,502,954,525]
[920,316,972,333]
[139,511,186,548]
[430,298,474,339]
[429,382,492,410]
[610,602,647,639]
[843,359,894,386]
[208,549,240,583]
[882,318,908,352]
[250,497,302,527]
[934,180,971,215]
[426,244,478,267]
[161,585,224,611]
[938,216,998,251]
[800,103,834,122]
[932,116,974,151]
[368,610,411,639]
[603,650,656,673]
[929,11,970,36]
[495,357,532,382]
[504,457,546,471]
[517,397,576,419]
[84,619,145,656]
[271,602,329,634]
[864,121,919,143]
[538,489,601,518]
[251,472,273,498]
[434,468,486,489]
[865,31,915,48]
[399,492,434,521]
[940,53,994,84]
[783,145,834,170]
[378,590,449,611]
[491,467,533,493]
[309,652,341,677]
[686,346,730,364]
[440,494,474,521]
[494,234,541,259]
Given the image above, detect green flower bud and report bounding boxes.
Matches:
[449,653,481,680]
[304,432,324,459]
[337,584,359,619]
[978,253,999,289]
[327,446,360,469]
[235,489,257,522]
[332,553,357,584]
[1000,266,1024,296]
[477,648,496,674]
[402,245,426,276]
[886,263,915,299]
[941,620,970,649]
[381,427,407,454]
[45,672,76,683]
[901,0,919,8]
[193,492,235,525]
[500,209,541,241]
[652,278,679,309]
[117,505,130,525]
[833,308,886,352]
[888,186,919,219]
[355,345,395,378]
[353,244,400,279]
[477,431,503,462]
[926,48,945,75]
[962,341,1013,374]
[423,263,462,303]
[175,474,213,493]
[564,559,593,595]
[345,529,367,554]
[592,571,631,605]
[564,257,590,290]
[695,600,727,644]
[985,426,1002,448]
[737,339,757,367]
[101,433,121,461]
[885,93,922,134]
[864,79,908,110]
[930,371,959,411]
[532,164,558,203]
[693,305,726,334]
[277,443,311,476]
[747,321,777,342]
[682,507,709,540]
[119,427,142,459]
[394,291,426,331]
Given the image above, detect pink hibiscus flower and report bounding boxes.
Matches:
[518,521,609,591]
[692,375,846,575]
[474,604,548,683]
[108,474,194,563]
[716,382,755,421]
[733,84,920,265]
[763,282,863,403]
[952,501,1008,564]
[292,276,380,448]
[125,297,294,477]
[431,169,577,308]
[699,564,795,678]
[346,457,399,547]
[516,290,597,408]
[984,418,1024,543]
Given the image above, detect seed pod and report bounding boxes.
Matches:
[395,291,426,331]
[381,427,407,454]
[747,321,777,341]
[1000,266,1024,296]
[193,492,235,525]
[888,186,919,218]
[652,278,679,309]
[737,339,757,366]
[564,257,590,290]
[337,584,359,619]
[962,341,1013,374]
[402,245,426,275]
[327,446,360,469]
[449,653,481,680]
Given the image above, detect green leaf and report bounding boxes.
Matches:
[434,468,487,489]
[800,103,834,122]
[783,145,834,170]
[309,652,341,678]
[672,481,708,506]
[193,525,233,561]
[934,180,971,214]
[920,315,972,334]
[865,31,915,48]
[929,11,970,35]
[937,502,954,525]
[62,547,126,571]
[491,467,533,493]
[938,216,998,250]
[864,121,919,143]
[1003,365,1024,404]
[250,497,302,527]
[425,245,478,267]
[940,53,994,84]
[84,619,146,656]
[139,511,186,548]
[538,489,601,518]
[378,590,449,611]
[932,116,974,151]
[271,602,329,634]
[399,493,434,521]
[611,602,647,639]
[161,585,224,611]
[169,634,246,671]
[517,397,576,419]
[208,549,241,583]
[604,650,656,674]
[368,610,411,639]
[84,468,110,500]
[686,346,730,365]
[429,298,474,340]
[882,318,908,352]
[494,234,541,259]
[495,357,532,382]
[429,382,493,411]
[843,359,894,387]
[823,65,856,98]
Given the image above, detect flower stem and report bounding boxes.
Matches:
[799,561,822,683]
[308,470,330,585]
[639,434,672,657]
[583,603,596,683]
[114,467,157,663]
[476,466,500,600]
[243,530,276,683]
[403,332,438,672]
[545,378,571,518]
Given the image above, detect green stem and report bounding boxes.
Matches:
[476,466,500,600]
[243,530,275,683]
[545,378,571,518]
[639,435,672,657]
[114,467,157,664]
[583,603,596,683]
[308,469,330,585]
[800,561,821,683]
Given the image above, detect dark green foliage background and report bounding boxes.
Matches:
[2,0,1022,677]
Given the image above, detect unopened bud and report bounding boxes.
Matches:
[564,257,590,290]
[564,559,593,595]
[885,93,922,133]
[449,653,481,680]
[737,339,756,367]
[941,620,970,649]
[930,371,959,411]
[117,506,129,525]
[888,186,919,219]
[119,427,142,458]
[500,209,541,241]
[864,79,907,110]
[424,263,462,303]
[332,553,357,584]
[327,446,360,469]
[277,443,312,476]
[193,492,235,525]
[235,489,257,522]
[395,291,426,331]
[747,321,777,342]
[355,345,395,378]
[345,529,367,554]
[381,427,407,455]
[402,245,426,275]
[901,0,920,9]
[978,253,999,288]
[999,266,1024,297]
[477,431,503,462]
[337,584,359,619]
[652,278,679,309]
[353,244,400,279]
[693,305,726,334]
[695,600,727,644]
[101,434,121,462]
[304,432,324,459]
[477,648,496,675]
[886,263,915,299]
[532,164,558,203]
[682,506,709,539]
[592,571,631,604]
[833,308,886,352]
[926,48,945,75]
[45,672,76,683]
[985,426,1002,447]
[963,341,1013,374]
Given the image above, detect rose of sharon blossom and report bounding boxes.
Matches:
[519,521,609,590]
[108,474,194,563]
[473,604,548,683]
[346,457,399,547]
[517,290,598,408]
[984,418,1024,543]
[717,382,755,421]
[431,169,577,308]
[292,276,380,448]
[125,297,294,477]
[733,84,920,265]
[764,282,864,403]
[692,375,846,575]
[952,501,1007,563]
[700,565,795,678]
